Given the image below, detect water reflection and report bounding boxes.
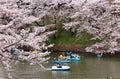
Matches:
[52,71,70,79]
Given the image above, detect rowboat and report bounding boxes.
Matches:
[52,66,70,71]
[67,54,80,61]
[96,53,103,58]
[68,56,80,61]
[52,60,71,65]
[96,55,103,58]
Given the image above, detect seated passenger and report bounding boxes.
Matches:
[56,63,62,68]
[58,55,64,60]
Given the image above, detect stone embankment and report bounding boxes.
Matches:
[48,46,120,56]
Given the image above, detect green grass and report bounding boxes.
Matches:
[46,27,98,46]
[39,17,100,46]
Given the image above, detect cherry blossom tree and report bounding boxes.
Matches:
[31,0,120,54]
[1,0,120,78]
[0,0,55,78]
[60,0,120,54]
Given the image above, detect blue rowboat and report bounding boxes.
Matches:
[68,54,80,61]
[96,53,103,58]
[65,51,72,56]
[52,66,70,71]
[69,56,80,61]
[96,55,103,58]
[52,60,71,65]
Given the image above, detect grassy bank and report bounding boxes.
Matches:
[46,30,96,46]
[37,17,99,47]
[46,22,99,46]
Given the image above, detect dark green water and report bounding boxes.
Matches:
[1,53,120,79]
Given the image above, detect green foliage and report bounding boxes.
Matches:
[37,17,53,26]
[58,18,74,23]
[77,31,99,46]
[46,26,98,46]
[44,17,100,46]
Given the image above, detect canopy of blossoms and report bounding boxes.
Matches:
[0,0,55,78]
[0,0,120,78]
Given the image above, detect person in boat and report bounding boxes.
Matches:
[56,63,62,68]
[58,54,64,60]
[70,55,74,58]
[66,51,72,56]
[64,58,68,62]
[97,53,103,57]
[53,58,57,61]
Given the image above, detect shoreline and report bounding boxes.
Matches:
[48,46,86,52]
[48,46,120,55]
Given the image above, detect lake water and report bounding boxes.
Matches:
[1,53,120,79]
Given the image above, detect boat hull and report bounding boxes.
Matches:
[52,66,70,71]
[52,60,71,65]
[68,54,80,61]
[96,55,103,58]
[68,57,80,61]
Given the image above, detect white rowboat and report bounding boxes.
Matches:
[52,66,70,71]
